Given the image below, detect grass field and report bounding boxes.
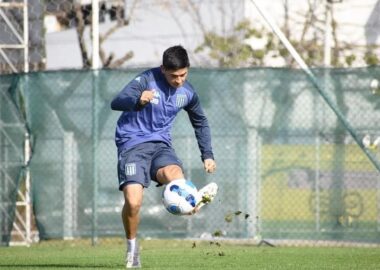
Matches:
[1,239,380,269]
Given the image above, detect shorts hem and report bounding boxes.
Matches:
[119,181,145,191]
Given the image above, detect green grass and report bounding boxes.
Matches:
[1,239,380,269]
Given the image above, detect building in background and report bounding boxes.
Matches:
[43,0,380,69]
[0,0,380,73]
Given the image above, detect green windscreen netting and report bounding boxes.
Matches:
[0,75,27,246]
[1,67,380,244]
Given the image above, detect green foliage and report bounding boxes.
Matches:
[279,46,289,58]
[195,16,379,68]
[345,54,356,66]
[195,19,337,68]
[195,19,271,67]
[364,52,379,66]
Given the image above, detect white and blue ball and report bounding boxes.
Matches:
[162,179,201,215]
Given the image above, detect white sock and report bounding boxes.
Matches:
[127,238,136,253]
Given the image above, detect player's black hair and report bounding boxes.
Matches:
[162,45,190,70]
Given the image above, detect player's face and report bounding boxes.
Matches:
[161,67,188,88]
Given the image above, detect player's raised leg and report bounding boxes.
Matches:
[122,183,143,268]
[192,182,218,214]
[156,164,185,185]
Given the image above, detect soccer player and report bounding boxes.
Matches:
[110,45,217,268]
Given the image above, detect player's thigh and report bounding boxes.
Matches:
[118,143,155,190]
[151,145,184,184]
[156,164,184,184]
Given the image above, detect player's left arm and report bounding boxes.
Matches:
[184,92,216,173]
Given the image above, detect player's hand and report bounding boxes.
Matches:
[204,159,216,173]
[139,90,155,105]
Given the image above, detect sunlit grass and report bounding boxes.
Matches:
[1,239,379,269]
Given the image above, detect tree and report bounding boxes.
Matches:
[184,1,379,68]
[73,1,138,69]
[49,0,139,69]
[194,20,268,68]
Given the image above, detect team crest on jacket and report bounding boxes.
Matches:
[150,89,160,104]
[176,94,187,108]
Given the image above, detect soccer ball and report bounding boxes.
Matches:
[162,179,201,215]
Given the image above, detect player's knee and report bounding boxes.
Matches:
[160,165,183,181]
[124,198,142,216]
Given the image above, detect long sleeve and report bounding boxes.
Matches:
[111,74,148,111]
[184,92,214,161]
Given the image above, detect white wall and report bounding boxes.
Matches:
[45,0,380,70]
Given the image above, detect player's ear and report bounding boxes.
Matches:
[160,65,165,73]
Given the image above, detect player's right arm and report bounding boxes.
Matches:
[139,90,155,106]
[111,73,151,111]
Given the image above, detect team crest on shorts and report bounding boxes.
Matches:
[176,94,187,108]
[125,163,136,176]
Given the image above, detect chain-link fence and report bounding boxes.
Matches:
[1,66,380,246]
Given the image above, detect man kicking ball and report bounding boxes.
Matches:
[111,45,217,268]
